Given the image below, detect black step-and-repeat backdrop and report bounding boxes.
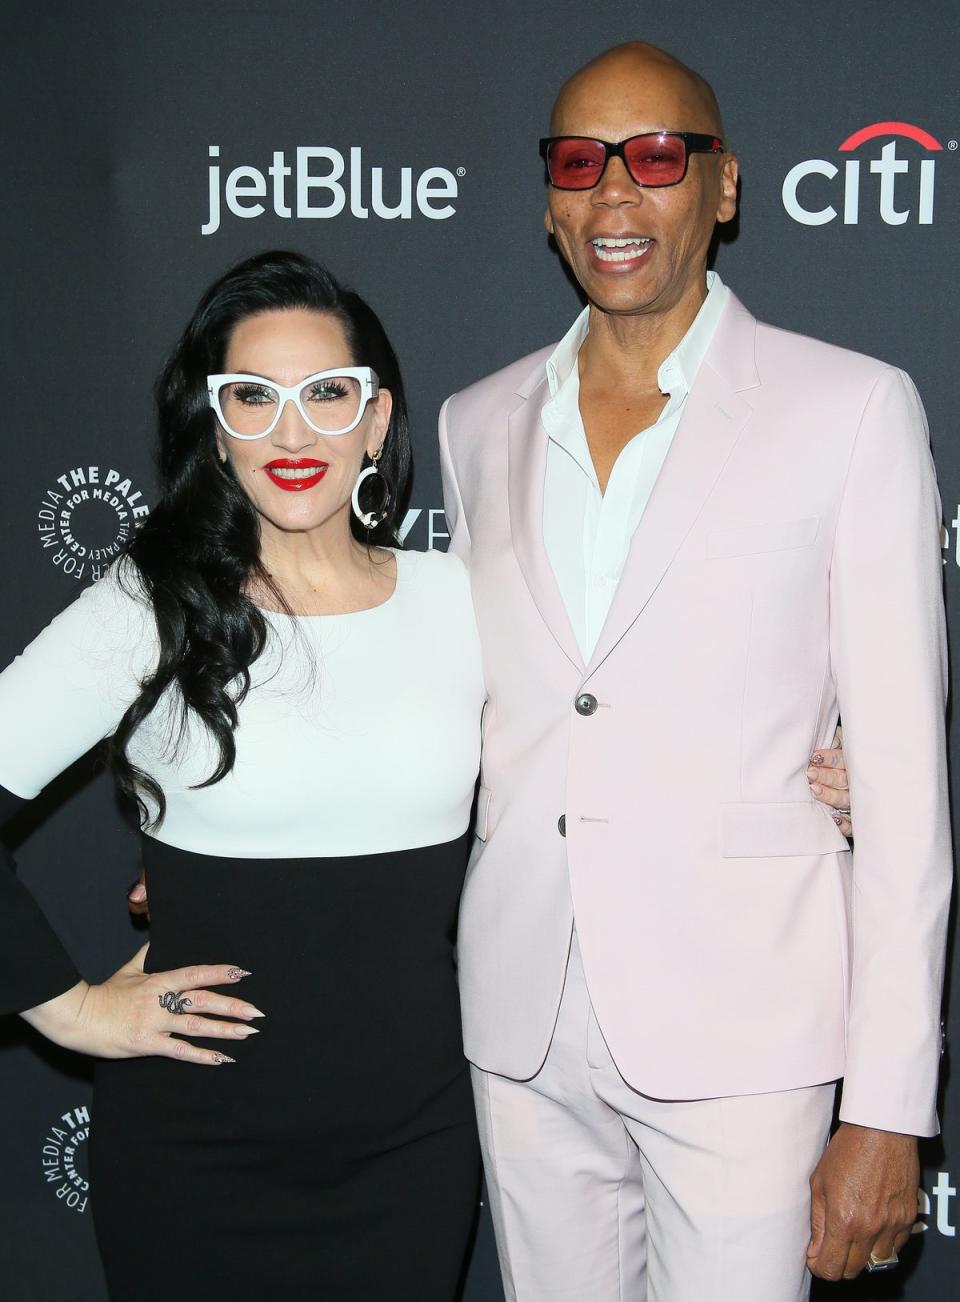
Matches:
[1,2,957,1297]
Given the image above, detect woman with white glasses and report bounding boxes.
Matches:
[0,251,483,1300]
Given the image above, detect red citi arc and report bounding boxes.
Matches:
[263,458,329,491]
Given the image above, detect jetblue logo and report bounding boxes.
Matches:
[203,145,462,234]
[914,1169,956,1238]
[782,121,943,226]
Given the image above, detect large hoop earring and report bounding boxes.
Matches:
[351,449,392,531]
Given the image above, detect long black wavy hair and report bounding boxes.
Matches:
[109,250,412,828]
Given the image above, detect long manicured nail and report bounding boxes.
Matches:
[227,968,252,981]
[212,1053,236,1065]
[806,767,818,779]
[234,1026,259,1037]
[241,1005,265,1019]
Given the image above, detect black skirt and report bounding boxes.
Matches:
[90,835,480,1301]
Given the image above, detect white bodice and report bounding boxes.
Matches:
[0,549,485,858]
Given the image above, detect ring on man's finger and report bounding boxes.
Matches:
[158,990,193,1015]
[834,807,851,816]
[866,1250,899,1272]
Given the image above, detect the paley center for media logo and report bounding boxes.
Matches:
[37,464,150,583]
[40,1103,91,1215]
[782,120,951,225]
[203,144,465,234]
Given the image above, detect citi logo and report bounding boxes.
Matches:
[202,145,461,235]
[782,121,944,226]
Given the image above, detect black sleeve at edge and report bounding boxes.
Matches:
[0,784,82,1016]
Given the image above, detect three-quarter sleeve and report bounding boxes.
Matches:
[0,784,82,1014]
[0,560,158,1014]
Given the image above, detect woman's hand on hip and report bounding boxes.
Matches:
[20,944,263,1065]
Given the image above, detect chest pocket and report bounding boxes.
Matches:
[708,516,820,560]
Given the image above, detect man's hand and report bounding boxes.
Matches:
[806,1122,919,1280]
[807,729,851,837]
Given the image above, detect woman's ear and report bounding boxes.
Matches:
[367,388,393,457]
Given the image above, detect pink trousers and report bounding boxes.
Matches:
[471,934,836,1302]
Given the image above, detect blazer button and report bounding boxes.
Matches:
[558,815,566,837]
[575,693,598,716]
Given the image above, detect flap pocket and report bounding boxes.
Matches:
[720,801,849,858]
[708,517,819,559]
[474,785,492,842]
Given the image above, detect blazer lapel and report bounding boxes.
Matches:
[507,379,585,672]
[585,295,761,676]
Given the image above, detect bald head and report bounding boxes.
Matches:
[550,42,725,142]
[541,40,738,324]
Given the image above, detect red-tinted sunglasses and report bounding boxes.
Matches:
[539,132,724,190]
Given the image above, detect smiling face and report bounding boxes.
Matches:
[544,45,738,321]
[215,307,391,548]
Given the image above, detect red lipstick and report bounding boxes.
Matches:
[263,458,329,492]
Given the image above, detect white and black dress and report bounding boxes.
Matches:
[0,548,485,1301]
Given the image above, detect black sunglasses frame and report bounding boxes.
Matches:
[538,132,725,191]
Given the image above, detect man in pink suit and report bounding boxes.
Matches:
[439,42,951,1301]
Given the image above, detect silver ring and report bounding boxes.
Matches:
[158,990,193,1015]
[866,1250,899,1273]
[834,807,851,816]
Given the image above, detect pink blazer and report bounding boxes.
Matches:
[439,290,951,1137]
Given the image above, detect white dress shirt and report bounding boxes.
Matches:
[541,271,729,659]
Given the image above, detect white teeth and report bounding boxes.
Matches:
[268,466,324,479]
[591,236,652,263]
